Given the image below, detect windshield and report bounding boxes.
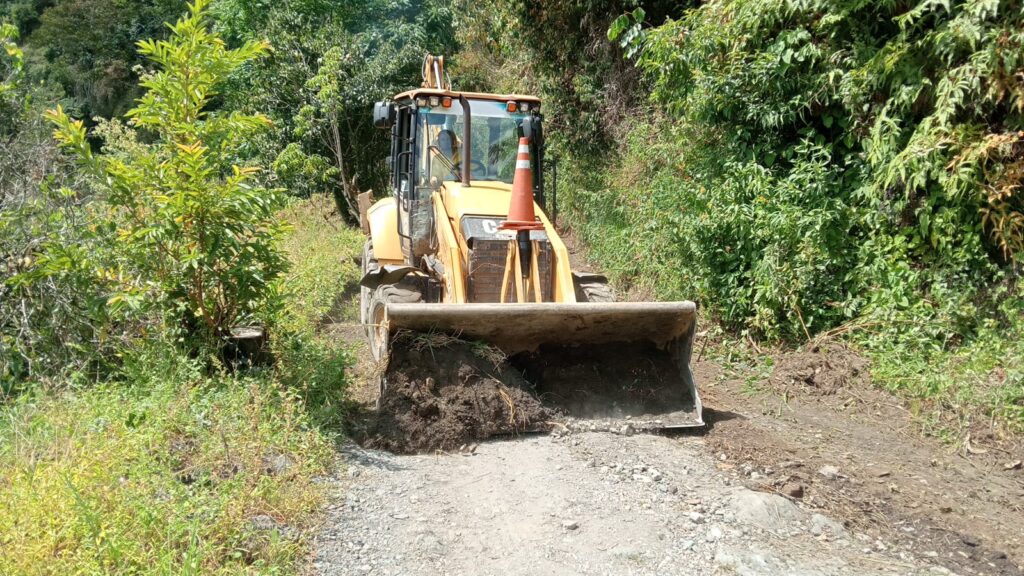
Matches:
[417,99,529,186]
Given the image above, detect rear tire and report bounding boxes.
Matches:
[574,275,615,303]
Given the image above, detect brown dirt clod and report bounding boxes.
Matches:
[770,343,869,394]
[359,339,554,454]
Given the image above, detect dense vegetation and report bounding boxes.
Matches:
[1,1,362,572]
[456,0,1023,434]
[212,0,456,218]
[0,193,361,574]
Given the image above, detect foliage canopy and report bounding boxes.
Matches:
[215,0,457,219]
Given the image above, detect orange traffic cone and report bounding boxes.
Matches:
[499,138,545,231]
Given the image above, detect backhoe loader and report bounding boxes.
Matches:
[360,55,702,428]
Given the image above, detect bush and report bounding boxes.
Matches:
[44,0,288,355]
[0,194,361,575]
[575,0,1023,339]
[2,23,108,391]
[562,0,1024,430]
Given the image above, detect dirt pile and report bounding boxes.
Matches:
[360,337,554,454]
[771,343,869,394]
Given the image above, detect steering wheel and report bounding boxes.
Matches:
[470,159,487,178]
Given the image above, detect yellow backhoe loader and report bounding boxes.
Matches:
[360,55,702,428]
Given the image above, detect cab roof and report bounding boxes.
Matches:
[393,87,541,104]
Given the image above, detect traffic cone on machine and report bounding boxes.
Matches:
[499,138,545,231]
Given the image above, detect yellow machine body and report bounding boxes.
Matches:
[362,56,703,427]
[365,180,575,304]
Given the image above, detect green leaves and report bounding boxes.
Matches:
[46,0,286,354]
[0,22,22,99]
[211,0,456,217]
[579,0,1024,344]
[608,8,646,59]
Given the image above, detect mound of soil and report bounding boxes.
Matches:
[360,340,554,454]
[770,343,869,394]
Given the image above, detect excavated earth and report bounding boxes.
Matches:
[357,338,553,454]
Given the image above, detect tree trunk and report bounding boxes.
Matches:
[328,116,359,222]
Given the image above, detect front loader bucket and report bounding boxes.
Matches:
[384,302,703,428]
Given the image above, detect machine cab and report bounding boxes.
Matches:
[373,89,544,265]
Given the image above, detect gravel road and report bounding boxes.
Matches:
[312,430,949,576]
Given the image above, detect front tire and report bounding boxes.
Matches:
[573,274,615,303]
[366,279,424,409]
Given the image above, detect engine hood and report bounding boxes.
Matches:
[440,181,521,223]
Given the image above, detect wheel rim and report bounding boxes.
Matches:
[369,302,388,362]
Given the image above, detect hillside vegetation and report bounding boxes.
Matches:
[454,0,1023,435]
[2,2,363,572]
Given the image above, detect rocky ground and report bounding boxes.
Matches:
[309,344,1024,576]
[314,430,953,576]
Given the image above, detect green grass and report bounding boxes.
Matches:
[275,195,366,432]
[0,195,366,574]
[277,195,365,332]
[865,322,1024,439]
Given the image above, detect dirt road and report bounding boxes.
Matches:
[315,431,940,576]
[309,343,1023,575]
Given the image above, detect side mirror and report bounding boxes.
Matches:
[520,116,534,141]
[373,101,396,130]
[520,116,543,145]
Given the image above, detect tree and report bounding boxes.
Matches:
[46,0,287,353]
[22,0,183,120]
[215,0,457,219]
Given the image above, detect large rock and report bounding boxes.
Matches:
[728,488,805,532]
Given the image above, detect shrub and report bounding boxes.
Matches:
[590,0,1024,341]
[2,23,107,391]
[44,0,287,355]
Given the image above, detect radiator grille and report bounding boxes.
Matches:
[467,238,553,303]
[460,216,553,303]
